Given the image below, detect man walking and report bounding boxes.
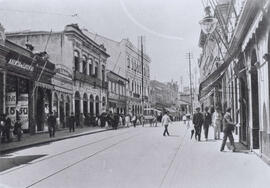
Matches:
[69,112,75,132]
[48,111,56,138]
[192,107,204,141]
[162,111,171,136]
[220,107,236,152]
[203,107,212,141]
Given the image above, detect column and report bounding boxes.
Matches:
[63,97,66,128]
[93,98,96,115]
[72,96,75,113]
[86,60,90,75]
[80,58,83,73]
[3,71,6,114]
[80,98,83,114]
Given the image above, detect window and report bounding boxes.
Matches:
[102,65,105,82]
[127,57,130,68]
[74,51,80,72]
[95,62,98,78]
[89,59,93,76]
[82,56,87,74]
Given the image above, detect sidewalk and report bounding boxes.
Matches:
[0,126,113,154]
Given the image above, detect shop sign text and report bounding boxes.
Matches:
[8,58,34,72]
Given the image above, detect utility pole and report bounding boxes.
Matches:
[186,52,193,115]
[141,36,144,116]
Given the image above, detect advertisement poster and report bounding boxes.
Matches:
[17,94,29,130]
[6,92,16,124]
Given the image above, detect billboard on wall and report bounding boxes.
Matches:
[6,92,17,124]
[17,94,29,130]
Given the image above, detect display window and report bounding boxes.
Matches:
[6,74,30,130]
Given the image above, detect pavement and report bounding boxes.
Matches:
[0,121,270,188]
[0,125,115,154]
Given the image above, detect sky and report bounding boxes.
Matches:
[0,0,204,87]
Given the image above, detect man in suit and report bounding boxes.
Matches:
[48,111,56,138]
[192,107,204,141]
[69,112,75,132]
[220,107,236,152]
[203,106,212,141]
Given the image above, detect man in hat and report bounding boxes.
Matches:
[47,111,56,138]
[220,107,236,152]
[192,107,204,141]
[203,106,212,141]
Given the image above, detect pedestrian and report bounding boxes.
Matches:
[113,113,119,130]
[0,114,6,143]
[3,117,11,142]
[192,107,204,141]
[125,114,130,127]
[69,112,75,132]
[79,113,84,128]
[47,112,56,138]
[183,114,187,124]
[131,114,137,128]
[140,115,145,127]
[14,117,22,141]
[203,107,212,141]
[162,111,171,136]
[220,108,236,152]
[212,106,222,140]
[187,115,194,139]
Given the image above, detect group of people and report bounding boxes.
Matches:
[186,106,236,152]
[0,114,23,143]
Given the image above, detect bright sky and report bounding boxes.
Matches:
[0,0,204,85]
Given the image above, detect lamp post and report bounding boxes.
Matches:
[199,6,218,35]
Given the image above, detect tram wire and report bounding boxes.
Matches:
[0,128,135,176]
[25,132,141,188]
[159,125,189,188]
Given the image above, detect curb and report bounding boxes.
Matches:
[0,128,114,155]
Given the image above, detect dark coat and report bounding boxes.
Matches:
[47,115,56,128]
[69,116,75,127]
[193,112,204,127]
[204,112,212,126]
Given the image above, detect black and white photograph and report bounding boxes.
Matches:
[0,0,270,187]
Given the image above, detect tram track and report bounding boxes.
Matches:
[25,132,141,188]
[0,128,137,176]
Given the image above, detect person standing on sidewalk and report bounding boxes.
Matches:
[125,114,130,127]
[69,112,75,132]
[162,111,171,136]
[48,112,56,138]
[220,107,236,152]
[192,107,204,141]
[203,107,212,141]
[14,117,22,141]
[212,106,222,140]
[131,114,137,128]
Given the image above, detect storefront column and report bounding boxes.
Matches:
[93,99,96,115]
[3,71,6,114]
[80,99,83,114]
[63,99,66,127]
[72,97,75,113]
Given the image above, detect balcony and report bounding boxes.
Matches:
[133,93,140,98]
[74,71,102,87]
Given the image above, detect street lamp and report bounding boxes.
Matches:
[199,6,218,34]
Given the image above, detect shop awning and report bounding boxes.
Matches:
[198,54,233,100]
[35,81,54,90]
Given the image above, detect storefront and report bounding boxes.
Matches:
[0,40,35,133]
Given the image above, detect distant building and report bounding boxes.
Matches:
[83,30,151,115]
[107,71,128,114]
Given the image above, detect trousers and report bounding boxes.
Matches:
[163,124,169,136]
[220,128,235,151]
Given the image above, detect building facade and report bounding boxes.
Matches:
[198,0,270,163]
[7,24,109,125]
[107,71,128,114]
[0,24,55,134]
[82,31,151,116]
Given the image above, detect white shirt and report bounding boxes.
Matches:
[162,114,171,125]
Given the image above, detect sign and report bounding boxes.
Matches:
[55,64,72,78]
[6,92,16,124]
[17,94,29,130]
[8,58,34,72]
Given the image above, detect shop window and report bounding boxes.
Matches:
[89,59,93,76]
[82,56,87,74]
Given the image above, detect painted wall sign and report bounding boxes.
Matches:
[55,64,72,78]
[17,94,29,130]
[8,58,34,72]
[6,92,16,124]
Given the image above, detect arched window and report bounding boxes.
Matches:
[90,95,94,116]
[74,51,80,72]
[82,56,87,74]
[95,96,100,115]
[102,96,106,107]
[102,65,105,82]
[95,61,98,78]
[127,56,130,68]
[89,59,93,76]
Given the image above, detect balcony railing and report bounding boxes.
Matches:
[74,71,102,87]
